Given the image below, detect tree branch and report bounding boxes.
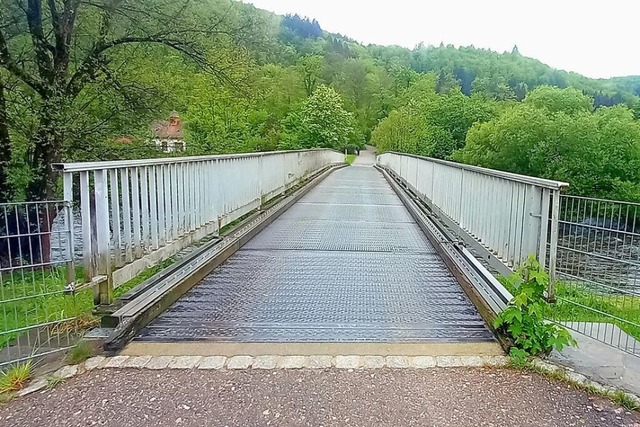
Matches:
[0,28,45,93]
[66,34,235,97]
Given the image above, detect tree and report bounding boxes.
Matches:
[288,85,355,150]
[0,0,260,202]
[524,86,593,115]
[453,96,640,200]
[0,75,11,201]
[297,55,324,96]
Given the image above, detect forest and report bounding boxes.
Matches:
[1,0,640,203]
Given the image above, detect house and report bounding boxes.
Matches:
[151,112,185,153]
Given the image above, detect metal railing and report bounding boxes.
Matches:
[0,201,88,367]
[552,195,640,355]
[377,153,569,281]
[53,149,343,306]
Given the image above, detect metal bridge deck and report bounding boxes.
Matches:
[136,166,494,343]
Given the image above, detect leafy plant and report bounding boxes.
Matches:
[0,361,32,393]
[494,256,577,363]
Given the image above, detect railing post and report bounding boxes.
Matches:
[547,189,561,301]
[538,188,551,270]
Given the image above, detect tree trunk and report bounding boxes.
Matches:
[28,101,63,202]
[27,102,65,266]
[0,78,12,203]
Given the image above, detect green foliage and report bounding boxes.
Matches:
[371,80,497,159]
[0,361,32,393]
[66,341,94,365]
[345,154,356,165]
[283,85,356,151]
[524,86,594,114]
[494,257,576,364]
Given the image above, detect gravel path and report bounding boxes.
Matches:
[1,368,638,427]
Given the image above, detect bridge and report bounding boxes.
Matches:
[51,146,564,356]
[2,146,639,366]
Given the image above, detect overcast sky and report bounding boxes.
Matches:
[244,0,638,79]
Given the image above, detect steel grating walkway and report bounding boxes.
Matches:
[136,166,494,343]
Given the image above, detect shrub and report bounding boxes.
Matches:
[494,256,577,364]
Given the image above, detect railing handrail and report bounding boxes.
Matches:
[379,152,569,191]
[52,148,342,172]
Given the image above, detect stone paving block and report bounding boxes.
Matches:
[145,356,174,370]
[531,358,561,372]
[459,356,485,367]
[277,356,305,369]
[335,355,361,369]
[436,356,463,367]
[304,355,332,369]
[168,356,202,369]
[386,356,409,368]
[362,356,385,369]
[198,356,227,370]
[565,370,589,385]
[227,356,253,369]
[122,355,152,369]
[253,356,277,369]
[53,365,78,379]
[84,356,106,371]
[17,378,48,397]
[104,356,130,369]
[411,356,436,368]
[483,355,510,367]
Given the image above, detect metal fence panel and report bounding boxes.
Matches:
[0,201,88,368]
[552,195,640,355]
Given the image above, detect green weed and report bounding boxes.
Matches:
[0,361,32,393]
[66,340,94,365]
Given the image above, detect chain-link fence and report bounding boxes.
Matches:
[551,195,640,355]
[0,201,93,368]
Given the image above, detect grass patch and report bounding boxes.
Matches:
[611,389,640,411]
[549,283,640,341]
[66,340,94,365]
[0,361,32,393]
[0,267,93,349]
[46,375,65,390]
[113,257,176,299]
[345,154,356,165]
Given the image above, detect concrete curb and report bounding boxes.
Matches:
[15,354,509,397]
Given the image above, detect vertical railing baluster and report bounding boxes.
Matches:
[157,165,166,245]
[109,169,123,267]
[149,165,159,249]
[141,167,151,251]
[121,168,132,263]
[94,169,112,305]
[79,171,93,282]
[62,172,75,285]
[131,167,142,258]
